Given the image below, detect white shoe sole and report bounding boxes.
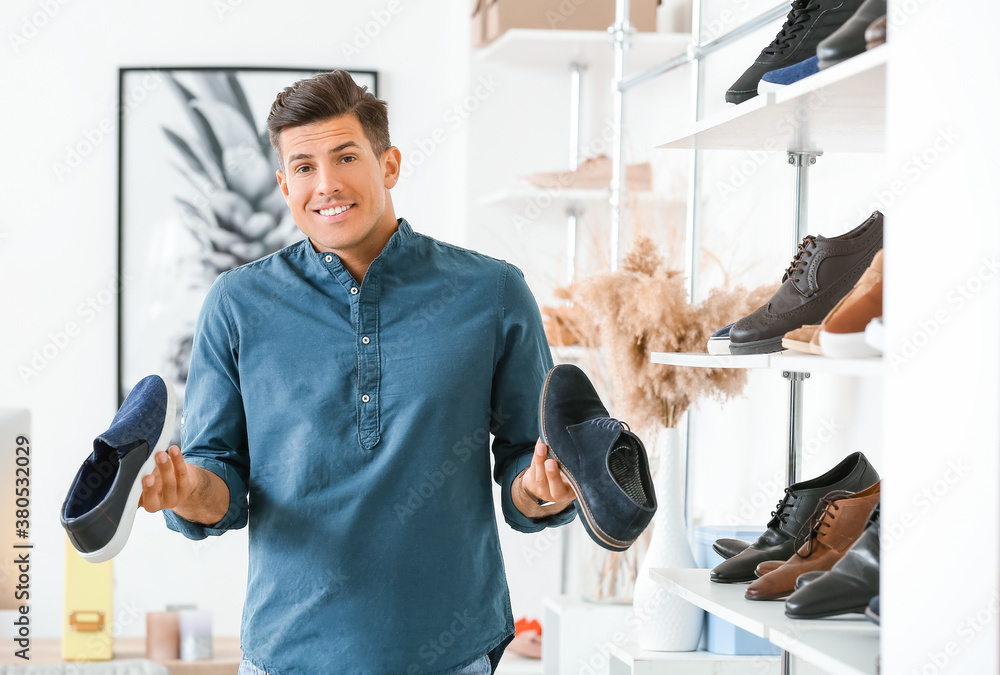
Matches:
[707,338,731,355]
[864,317,884,353]
[80,379,176,563]
[819,330,881,358]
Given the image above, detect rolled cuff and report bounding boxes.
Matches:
[162,457,248,540]
[500,451,577,534]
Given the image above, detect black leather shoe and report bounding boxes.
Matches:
[713,538,752,560]
[726,0,866,104]
[540,364,656,552]
[729,211,883,355]
[785,503,880,618]
[816,0,887,69]
[710,451,878,583]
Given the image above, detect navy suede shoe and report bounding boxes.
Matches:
[61,375,175,562]
[540,364,656,552]
[758,56,820,93]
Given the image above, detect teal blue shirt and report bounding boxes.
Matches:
[163,219,576,674]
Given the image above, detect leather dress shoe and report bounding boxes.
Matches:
[540,364,656,552]
[745,483,880,600]
[713,538,752,560]
[816,0,887,69]
[755,560,784,577]
[710,451,878,583]
[726,0,866,104]
[785,503,880,618]
[729,211,883,355]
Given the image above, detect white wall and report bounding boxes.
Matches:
[0,0,476,640]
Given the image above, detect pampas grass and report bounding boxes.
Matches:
[569,236,777,431]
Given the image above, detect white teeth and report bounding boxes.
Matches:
[319,205,352,216]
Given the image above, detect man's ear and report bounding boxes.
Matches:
[276,169,290,202]
[382,146,402,189]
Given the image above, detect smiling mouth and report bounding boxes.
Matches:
[317,204,354,217]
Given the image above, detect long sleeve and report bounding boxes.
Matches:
[162,272,251,539]
[491,263,577,533]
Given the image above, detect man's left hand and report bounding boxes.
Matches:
[513,438,577,518]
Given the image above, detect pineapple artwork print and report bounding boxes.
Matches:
[160,72,302,386]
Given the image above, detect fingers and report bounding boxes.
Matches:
[139,445,186,513]
[544,458,576,502]
[524,439,577,504]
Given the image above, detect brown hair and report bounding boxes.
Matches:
[267,70,390,167]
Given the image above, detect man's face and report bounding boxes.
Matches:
[276,114,400,256]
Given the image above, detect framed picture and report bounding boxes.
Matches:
[117,67,378,440]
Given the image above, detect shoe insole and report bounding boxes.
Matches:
[608,441,653,508]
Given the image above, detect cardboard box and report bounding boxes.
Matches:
[483,0,657,46]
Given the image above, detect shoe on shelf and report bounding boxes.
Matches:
[785,503,880,618]
[707,323,734,355]
[61,375,176,563]
[519,155,652,192]
[710,451,879,583]
[866,595,881,624]
[758,56,820,94]
[726,0,866,104]
[865,15,887,49]
[819,248,883,357]
[745,483,880,601]
[755,559,785,577]
[728,211,884,355]
[540,364,656,552]
[816,0,888,69]
[782,324,821,354]
[713,537,752,560]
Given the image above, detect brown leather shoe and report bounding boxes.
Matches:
[865,15,887,49]
[729,212,883,355]
[819,249,883,357]
[745,482,881,601]
[781,324,821,354]
[755,560,784,577]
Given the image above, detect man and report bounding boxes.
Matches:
[138,70,578,674]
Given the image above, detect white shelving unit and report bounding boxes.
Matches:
[650,351,882,378]
[655,45,888,153]
[477,29,691,71]
[607,641,779,675]
[479,186,661,210]
[650,569,879,675]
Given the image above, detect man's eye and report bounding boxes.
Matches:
[341,156,356,163]
[296,165,312,173]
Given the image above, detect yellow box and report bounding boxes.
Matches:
[62,537,113,661]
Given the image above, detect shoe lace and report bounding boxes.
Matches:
[762,0,822,56]
[767,488,797,527]
[795,490,852,556]
[784,236,817,281]
[592,417,629,432]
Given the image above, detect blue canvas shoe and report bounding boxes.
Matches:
[707,323,734,355]
[758,56,820,94]
[540,364,655,552]
[61,375,175,563]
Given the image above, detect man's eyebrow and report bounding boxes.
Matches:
[286,141,361,165]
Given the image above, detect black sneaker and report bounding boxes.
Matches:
[726,0,865,105]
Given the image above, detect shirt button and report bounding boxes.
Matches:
[350,287,359,295]
[324,254,333,263]
[362,336,370,344]
[361,394,370,403]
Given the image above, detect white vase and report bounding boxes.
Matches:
[631,426,704,651]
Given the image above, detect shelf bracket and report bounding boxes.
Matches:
[781,370,810,487]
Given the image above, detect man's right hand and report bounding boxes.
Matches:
[138,445,197,513]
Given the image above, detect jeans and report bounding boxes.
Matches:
[237,654,491,675]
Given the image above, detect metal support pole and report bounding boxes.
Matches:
[566,63,585,285]
[782,371,809,486]
[782,650,791,675]
[787,151,822,244]
[609,0,631,271]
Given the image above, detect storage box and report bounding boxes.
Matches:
[693,525,782,656]
[63,538,114,660]
[481,0,657,47]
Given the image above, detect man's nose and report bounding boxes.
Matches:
[316,165,342,196]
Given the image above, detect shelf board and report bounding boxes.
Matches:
[479,185,660,210]
[651,569,879,675]
[608,641,779,674]
[476,29,692,71]
[650,351,882,377]
[655,45,889,153]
